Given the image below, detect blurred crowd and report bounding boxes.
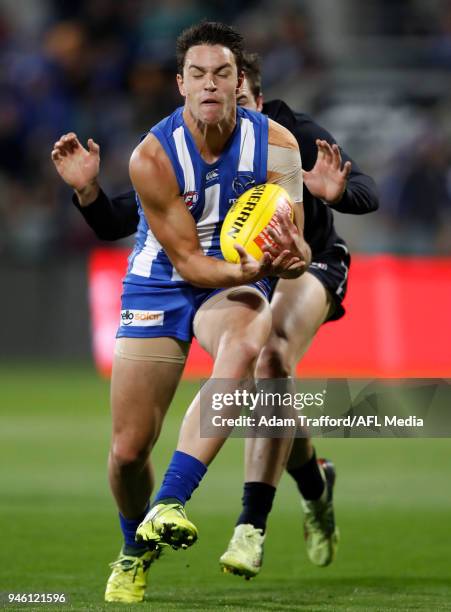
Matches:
[0,0,451,261]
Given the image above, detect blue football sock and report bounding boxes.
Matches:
[153,450,207,506]
[119,502,150,550]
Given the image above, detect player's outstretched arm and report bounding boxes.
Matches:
[297,118,379,214]
[264,101,378,214]
[129,135,295,288]
[52,133,139,240]
[71,188,139,241]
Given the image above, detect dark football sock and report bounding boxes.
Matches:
[236,481,276,533]
[287,449,325,501]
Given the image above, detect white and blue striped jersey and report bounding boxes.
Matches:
[123,106,268,287]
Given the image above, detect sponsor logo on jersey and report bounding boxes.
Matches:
[184,191,198,208]
[121,309,164,327]
[232,173,255,197]
[206,168,219,183]
[310,262,328,271]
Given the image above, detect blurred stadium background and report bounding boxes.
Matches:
[1,0,451,363]
[0,1,450,609]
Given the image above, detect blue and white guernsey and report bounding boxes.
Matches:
[118,106,269,341]
[125,106,268,284]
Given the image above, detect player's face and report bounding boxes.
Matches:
[177,45,242,126]
[237,77,263,112]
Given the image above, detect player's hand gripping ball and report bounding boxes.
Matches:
[220,183,294,263]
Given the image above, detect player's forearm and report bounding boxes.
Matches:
[175,252,246,288]
[329,175,379,215]
[72,189,139,241]
[74,181,101,207]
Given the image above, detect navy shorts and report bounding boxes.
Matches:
[307,239,350,322]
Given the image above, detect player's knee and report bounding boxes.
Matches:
[216,338,262,376]
[238,339,262,364]
[213,338,261,378]
[111,437,152,470]
[257,341,292,378]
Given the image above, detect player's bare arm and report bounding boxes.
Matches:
[265,119,312,276]
[129,133,282,288]
[303,139,352,204]
[51,132,101,206]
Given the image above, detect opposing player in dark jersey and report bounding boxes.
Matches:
[53,24,309,603]
[219,54,377,578]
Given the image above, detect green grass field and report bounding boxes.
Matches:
[1,364,450,611]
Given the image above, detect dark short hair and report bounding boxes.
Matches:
[242,52,262,99]
[176,21,244,74]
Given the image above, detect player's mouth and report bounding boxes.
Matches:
[201,98,221,107]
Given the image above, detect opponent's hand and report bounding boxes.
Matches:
[303,139,351,204]
[51,133,101,205]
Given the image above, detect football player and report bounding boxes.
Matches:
[52,22,308,602]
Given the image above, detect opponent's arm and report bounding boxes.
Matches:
[329,157,379,214]
[72,190,139,241]
[52,133,139,240]
[264,102,378,214]
[298,119,379,214]
[129,134,281,289]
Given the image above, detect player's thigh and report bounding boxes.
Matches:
[111,337,189,446]
[263,272,332,366]
[194,287,272,361]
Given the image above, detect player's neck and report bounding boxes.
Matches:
[184,107,237,164]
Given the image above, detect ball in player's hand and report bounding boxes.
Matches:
[220,183,294,263]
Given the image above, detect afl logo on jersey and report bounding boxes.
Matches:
[184,191,199,208]
[232,174,255,197]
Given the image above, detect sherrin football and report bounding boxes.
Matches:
[220,183,294,263]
